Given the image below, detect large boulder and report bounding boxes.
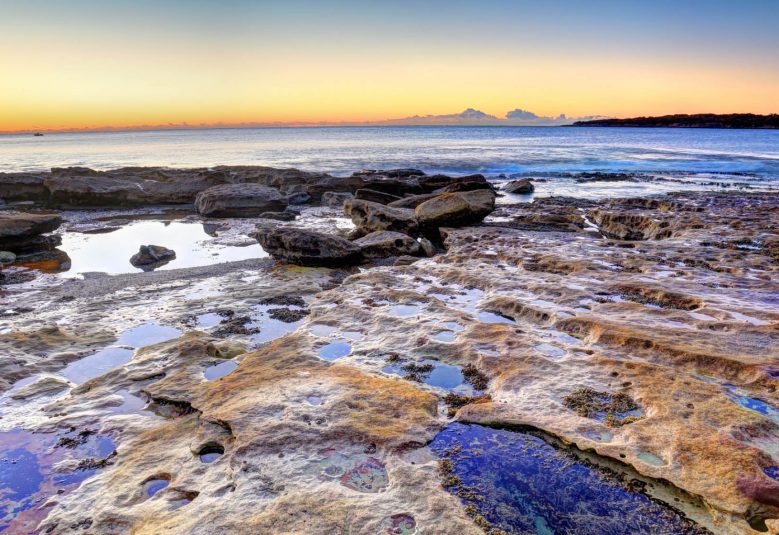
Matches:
[353,231,421,258]
[130,245,176,271]
[388,193,441,209]
[504,179,534,194]
[354,189,402,205]
[305,175,366,202]
[0,213,63,253]
[415,189,496,229]
[195,184,288,218]
[252,227,362,267]
[344,199,419,236]
[0,173,49,202]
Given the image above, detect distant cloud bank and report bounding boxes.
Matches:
[372,108,610,126]
[4,108,610,134]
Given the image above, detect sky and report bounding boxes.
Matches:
[1,0,778,132]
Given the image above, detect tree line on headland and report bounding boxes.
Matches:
[572,113,779,129]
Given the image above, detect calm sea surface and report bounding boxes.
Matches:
[1,127,778,196]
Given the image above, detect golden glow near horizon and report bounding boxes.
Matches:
[1,1,778,132]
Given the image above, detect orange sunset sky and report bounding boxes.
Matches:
[1,0,777,133]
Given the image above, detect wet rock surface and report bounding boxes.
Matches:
[0,183,777,534]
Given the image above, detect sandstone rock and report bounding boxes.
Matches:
[344,199,419,236]
[354,231,422,258]
[259,211,297,222]
[433,174,494,194]
[388,193,441,209]
[503,178,535,194]
[0,212,63,254]
[588,209,674,240]
[322,191,354,208]
[130,245,176,271]
[286,192,311,205]
[354,188,403,205]
[0,173,49,202]
[360,177,423,197]
[415,189,496,229]
[194,184,288,217]
[253,227,362,266]
[0,212,62,240]
[418,237,437,257]
[305,175,365,202]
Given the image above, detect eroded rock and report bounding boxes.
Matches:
[195,184,288,218]
[253,227,362,266]
[415,189,496,229]
[354,231,422,258]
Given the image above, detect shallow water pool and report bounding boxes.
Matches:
[59,220,266,276]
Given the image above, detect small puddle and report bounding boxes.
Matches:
[725,387,779,423]
[248,303,307,346]
[534,343,567,359]
[144,478,169,498]
[637,452,666,466]
[477,311,515,324]
[203,360,238,381]
[195,313,223,328]
[309,324,337,337]
[432,330,456,343]
[62,323,181,384]
[388,304,422,317]
[197,444,225,464]
[431,423,707,535]
[763,467,779,482]
[318,341,352,361]
[59,220,266,276]
[383,359,477,394]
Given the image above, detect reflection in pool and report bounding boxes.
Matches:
[59,221,266,276]
[0,428,116,532]
[431,423,708,535]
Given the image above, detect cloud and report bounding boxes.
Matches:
[370,108,610,126]
[505,108,539,119]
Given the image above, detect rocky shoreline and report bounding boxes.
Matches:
[1,166,778,534]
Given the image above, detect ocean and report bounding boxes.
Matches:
[1,126,778,197]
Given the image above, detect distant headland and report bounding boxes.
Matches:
[572,113,779,129]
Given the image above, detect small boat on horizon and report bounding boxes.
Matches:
[33,132,44,136]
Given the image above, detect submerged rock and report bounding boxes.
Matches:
[253,227,362,266]
[130,245,176,271]
[415,189,496,229]
[195,184,288,218]
[354,231,421,258]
